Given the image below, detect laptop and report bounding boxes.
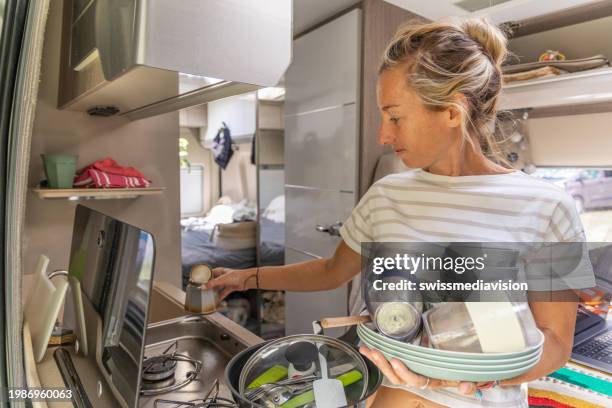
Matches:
[571,244,612,374]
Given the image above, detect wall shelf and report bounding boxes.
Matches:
[500,67,612,111]
[32,187,165,200]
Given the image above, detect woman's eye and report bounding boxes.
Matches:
[390,117,400,124]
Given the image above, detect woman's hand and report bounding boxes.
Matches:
[359,346,482,395]
[203,267,257,300]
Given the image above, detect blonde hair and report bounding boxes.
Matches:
[380,18,509,164]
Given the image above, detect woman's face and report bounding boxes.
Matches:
[377,66,460,169]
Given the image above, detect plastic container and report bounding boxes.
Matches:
[373,302,421,341]
[423,302,540,353]
[41,154,78,189]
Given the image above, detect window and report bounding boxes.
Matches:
[533,168,612,241]
[180,165,205,216]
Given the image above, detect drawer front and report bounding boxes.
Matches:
[285,186,355,258]
[284,9,361,115]
[284,104,357,191]
[284,247,348,337]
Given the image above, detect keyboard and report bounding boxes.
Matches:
[573,330,612,365]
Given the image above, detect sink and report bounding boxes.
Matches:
[139,314,262,407]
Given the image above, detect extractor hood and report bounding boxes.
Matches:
[60,0,292,119]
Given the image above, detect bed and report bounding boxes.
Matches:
[180,197,285,288]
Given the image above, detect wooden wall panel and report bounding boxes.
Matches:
[358,0,425,197]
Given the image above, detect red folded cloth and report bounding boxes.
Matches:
[73,158,151,188]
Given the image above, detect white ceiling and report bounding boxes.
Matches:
[293,0,361,34]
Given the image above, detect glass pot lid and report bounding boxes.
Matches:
[238,334,369,407]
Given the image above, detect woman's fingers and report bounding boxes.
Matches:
[204,269,234,289]
[211,267,228,278]
[388,358,428,388]
[359,346,477,394]
[218,287,234,301]
[359,347,403,385]
[458,382,478,395]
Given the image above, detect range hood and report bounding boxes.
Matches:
[60,0,292,119]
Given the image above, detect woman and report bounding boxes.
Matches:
[206,18,583,407]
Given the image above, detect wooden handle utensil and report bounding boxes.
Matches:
[319,315,371,329]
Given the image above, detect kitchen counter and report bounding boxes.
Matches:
[29,281,264,407]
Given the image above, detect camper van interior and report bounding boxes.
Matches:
[1,0,611,407]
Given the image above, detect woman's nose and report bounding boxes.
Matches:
[378,125,394,146]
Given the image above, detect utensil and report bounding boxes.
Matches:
[313,344,348,408]
[314,316,372,332]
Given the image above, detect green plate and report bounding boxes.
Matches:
[358,326,542,371]
[359,323,544,360]
[357,326,541,365]
[376,349,540,382]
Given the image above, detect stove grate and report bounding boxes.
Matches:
[152,380,237,408]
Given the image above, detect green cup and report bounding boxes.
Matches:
[41,154,78,189]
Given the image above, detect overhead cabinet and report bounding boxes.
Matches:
[58,0,291,120]
[500,67,612,111]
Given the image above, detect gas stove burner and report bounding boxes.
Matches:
[141,341,203,397]
[142,355,178,382]
[142,375,176,391]
[152,397,236,408]
[153,380,237,408]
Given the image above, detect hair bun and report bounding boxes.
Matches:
[461,18,507,66]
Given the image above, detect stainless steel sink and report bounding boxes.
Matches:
[139,314,261,407]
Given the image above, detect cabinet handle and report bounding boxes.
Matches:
[315,222,343,237]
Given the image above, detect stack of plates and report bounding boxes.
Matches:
[357,323,544,382]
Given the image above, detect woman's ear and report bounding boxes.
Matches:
[446,93,468,129]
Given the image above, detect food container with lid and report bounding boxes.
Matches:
[373,302,421,341]
[422,301,540,353]
[184,264,218,314]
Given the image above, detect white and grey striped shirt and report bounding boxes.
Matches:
[341,169,584,249]
[340,169,588,408]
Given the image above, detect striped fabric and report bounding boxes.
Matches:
[73,168,151,188]
[340,169,589,408]
[341,169,584,250]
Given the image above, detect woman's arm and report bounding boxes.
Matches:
[501,299,578,386]
[205,240,361,299]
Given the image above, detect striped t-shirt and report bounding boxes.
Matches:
[340,169,589,408]
[341,169,584,248]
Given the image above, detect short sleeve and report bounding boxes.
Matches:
[544,194,585,242]
[524,194,595,291]
[340,188,375,255]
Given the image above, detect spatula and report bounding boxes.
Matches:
[313,344,347,408]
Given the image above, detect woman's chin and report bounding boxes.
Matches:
[399,158,421,169]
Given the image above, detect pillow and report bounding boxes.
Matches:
[263,195,285,223]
